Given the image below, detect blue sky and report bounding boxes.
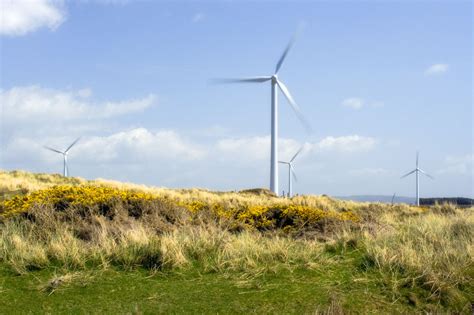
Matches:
[1,0,472,197]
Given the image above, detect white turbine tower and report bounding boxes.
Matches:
[279,147,303,198]
[44,137,81,177]
[216,33,310,196]
[401,151,434,206]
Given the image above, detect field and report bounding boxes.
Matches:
[0,170,473,314]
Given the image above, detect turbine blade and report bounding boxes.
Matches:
[290,146,304,162]
[418,169,434,179]
[291,166,298,182]
[416,151,419,168]
[278,161,288,164]
[44,146,64,154]
[400,169,416,179]
[65,137,81,153]
[211,76,272,84]
[276,79,312,133]
[275,32,298,74]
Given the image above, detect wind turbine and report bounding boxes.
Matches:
[215,33,310,196]
[279,146,303,198]
[44,137,81,177]
[401,151,434,206]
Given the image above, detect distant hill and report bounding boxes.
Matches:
[335,195,414,204]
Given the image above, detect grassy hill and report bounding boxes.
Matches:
[0,169,473,314]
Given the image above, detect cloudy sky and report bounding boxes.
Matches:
[0,0,472,197]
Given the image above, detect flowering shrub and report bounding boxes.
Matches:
[178,201,359,231]
[231,204,359,231]
[0,185,359,230]
[0,185,161,219]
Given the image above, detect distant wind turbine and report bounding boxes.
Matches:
[214,32,311,196]
[401,151,434,206]
[279,147,304,198]
[44,137,81,177]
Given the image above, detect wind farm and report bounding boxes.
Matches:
[0,1,472,314]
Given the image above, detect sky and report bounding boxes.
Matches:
[0,0,472,197]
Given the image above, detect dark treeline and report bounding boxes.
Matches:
[421,197,474,207]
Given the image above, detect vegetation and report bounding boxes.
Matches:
[0,169,472,314]
[421,197,474,207]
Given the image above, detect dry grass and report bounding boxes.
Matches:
[0,209,326,276]
[313,295,345,315]
[0,169,472,310]
[0,170,85,195]
[38,271,92,295]
[362,208,473,306]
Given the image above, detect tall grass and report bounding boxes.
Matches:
[0,169,472,310]
[0,207,325,275]
[362,207,473,307]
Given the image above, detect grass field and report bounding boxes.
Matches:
[0,170,472,314]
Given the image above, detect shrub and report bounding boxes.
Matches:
[0,185,359,233]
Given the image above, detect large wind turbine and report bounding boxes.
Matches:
[215,34,310,196]
[279,147,303,197]
[401,151,434,206]
[44,137,81,177]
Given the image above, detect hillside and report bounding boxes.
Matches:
[337,195,474,206]
[0,169,473,314]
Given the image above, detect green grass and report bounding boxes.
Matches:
[1,170,472,314]
[0,250,419,314]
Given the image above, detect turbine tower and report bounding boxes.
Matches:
[279,146,303,198]
[401,151,434,206]
[215,33,310,196]
[44,137,81,177]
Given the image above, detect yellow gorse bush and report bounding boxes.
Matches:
[233,204,359,230]
[0,185,160,218]
[0,185,359,230]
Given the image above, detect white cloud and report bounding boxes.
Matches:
[445,154,474,165]
[216,134,377,163]
[76,88,92,98]
[425,63,449,75]
[77,128,206,162]
[314,135,377,153]
[436,154,473,175]
[0,0,66,36]
[5,128,206,164]
[192,13,205,23]
[0,86,155,124]
[216,136,300,162]
[341,98,384,110]
[342,98,364,110]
